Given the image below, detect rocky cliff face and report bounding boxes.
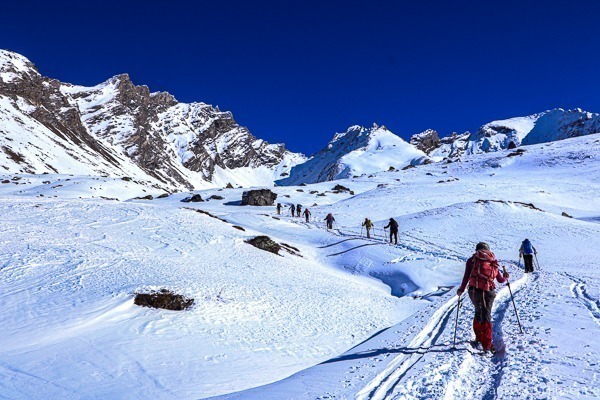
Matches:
[0,50,303,189]
[409,129,440,153]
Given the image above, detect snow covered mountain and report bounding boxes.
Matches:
[417,109,600,162]
[277,124,427,185]
[0,50,305,190]
[521,108,600,145]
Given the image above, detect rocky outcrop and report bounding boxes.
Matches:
[245,236,281,255]
[134,289,194,311]
[241,189,277,206]
[0,50,304,189]
[410,129,440,153]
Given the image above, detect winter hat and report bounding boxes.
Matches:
[476,242,490,251]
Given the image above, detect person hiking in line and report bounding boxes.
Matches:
[290,204,296,217]
[384,218,399,245]
[519,239,537,273]
[457,242,510,353]
[296,204,302,218]
[324,213,335,230]
[303,208,311,222]
[362,218,374,239]
[276,203,282,215]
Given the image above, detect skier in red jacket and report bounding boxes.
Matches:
[457,242,509,353]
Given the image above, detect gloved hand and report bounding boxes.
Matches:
[457,288,463,296]
[503,272,510,278]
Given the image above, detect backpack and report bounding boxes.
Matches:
[521,240,533,255]
[468,250,499,291]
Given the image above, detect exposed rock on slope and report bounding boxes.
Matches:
[0,50,304,189]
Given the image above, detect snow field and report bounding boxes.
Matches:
[1,133,599,399]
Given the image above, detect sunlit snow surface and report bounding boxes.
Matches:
[1,135,600,399]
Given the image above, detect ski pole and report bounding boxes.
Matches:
[502,266,524,334]
[518,253,522,271]
[534,253,540,271]
[360,225,364,238]
[453,295,462,348]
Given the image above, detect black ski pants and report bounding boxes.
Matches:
[523,254,534,273]
[468,287,496,323]
[389,229,398,245]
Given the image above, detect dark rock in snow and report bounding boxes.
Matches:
[225,182,234,189]
[134,289,194,311]
[562,211,573,218]
[332,184,350,192]
[209,195,224,200]
[246,236,281,255]
[232,225,246,231]
[410,129,440,153]
[181,194,204,203]
[134,195,153,200]
[241,189,277,206]
[157,193,170,199]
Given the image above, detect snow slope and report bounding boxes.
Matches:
[277,124,427,185]
[1,133,599,399]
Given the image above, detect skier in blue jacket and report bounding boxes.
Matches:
[519,239,537,273]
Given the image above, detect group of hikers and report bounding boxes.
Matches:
[457,238,538,354]
[361,217,399,244]
[277,201,539,355]
[276,203,311,222]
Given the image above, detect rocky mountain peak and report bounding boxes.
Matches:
[0,50,39,84]
[410,129,440,153]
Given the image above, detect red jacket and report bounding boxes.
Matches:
[459,250,506,292]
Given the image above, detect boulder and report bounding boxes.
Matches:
[332,184,350,192]
[241,189,277,206]
[134,289,194,311]
[134,195,153,200]
[181,194,204,203]
[246,236,281,255]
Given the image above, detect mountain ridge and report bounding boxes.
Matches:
[2,49,600,189]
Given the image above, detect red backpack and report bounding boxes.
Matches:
[468,250,499,291]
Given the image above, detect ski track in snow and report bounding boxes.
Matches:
[352,268,528,400]
[565,273,600,326]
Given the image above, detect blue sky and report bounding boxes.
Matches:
[2,0,599,155]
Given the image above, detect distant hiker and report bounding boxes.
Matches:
[296,204,302,218]
[324,213,335,230]
[384,218,399,245]
[362,218,374,239]
[290,204,296,216]
[276,203,282,215]
[519,239,537,273]
[303,208,311,222]
[457,242,510,353]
